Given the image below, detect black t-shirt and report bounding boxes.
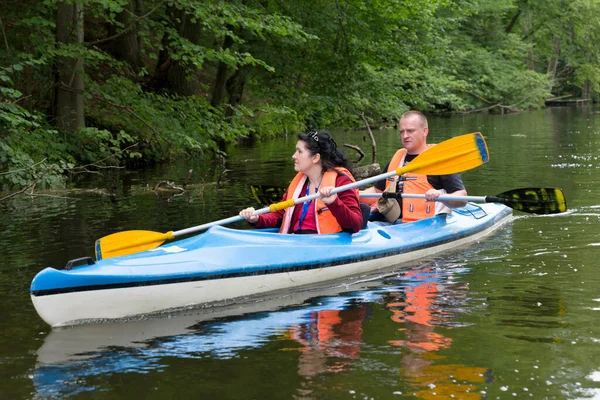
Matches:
[374,153,465,193]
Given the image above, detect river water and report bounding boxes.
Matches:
[1,107,600,399]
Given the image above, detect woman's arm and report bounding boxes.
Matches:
[325,174,363,233]
[240,193,287,228]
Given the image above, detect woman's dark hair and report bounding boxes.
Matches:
[298,130,353,174]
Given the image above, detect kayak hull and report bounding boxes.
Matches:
[31,203,512,327]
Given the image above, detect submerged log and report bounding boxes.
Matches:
[353,163,381,180]
[153,181,185,194]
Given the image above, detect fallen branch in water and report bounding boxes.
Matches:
[343,143,364,162]
[360,112,377,163]
[456,103,519,115]
[66,144,137,173]
[0,166,53,202]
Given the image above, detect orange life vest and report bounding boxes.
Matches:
[386,146,450,222]
[280,167,356,234]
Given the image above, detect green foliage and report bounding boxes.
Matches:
[444,34,552,109]
[87,77,250,160]
[246,104,304,140]
[573,64,600,93]
[69,127,141,165]
[1,0,598,191]
[0,102,40,134]
[0,129,75,190]
[0,59,71,188]
[0,143,73,189]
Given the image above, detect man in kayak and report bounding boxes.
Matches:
[239,130,364,234]
[361,111,468,223]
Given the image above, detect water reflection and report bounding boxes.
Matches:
[387,266,491,399]
[289,305,365,377]
[32,262,497,399]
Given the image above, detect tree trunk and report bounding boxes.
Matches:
[547,35,560,78]
[582,80,590,99]
[211,0,248,107]
[135,0,145,53]
[211,34,234,107]
[168,11,201,96]
[107,0,143,71]
[152,22,172,91]
[150,6,201,96]
[505,10,521,34]
[54,2,85,132]
[225,65,248,116]
[526,48,535,70]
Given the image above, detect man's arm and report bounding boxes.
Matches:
[425,188,467,208]
[359,186,382,205]
[426,173,467,208]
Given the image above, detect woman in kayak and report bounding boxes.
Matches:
[239,130,363,234]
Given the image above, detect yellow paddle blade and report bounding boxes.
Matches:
[553,188,568,213]
[399,132,489,176]
[95,230,174,260]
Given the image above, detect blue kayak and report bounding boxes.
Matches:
[30,203,512,327]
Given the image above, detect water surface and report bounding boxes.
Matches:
[1,107,600,399]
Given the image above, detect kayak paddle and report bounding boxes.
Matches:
[95,132,489,259]
[360,187,567,215]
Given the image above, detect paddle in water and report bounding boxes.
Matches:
[95,132,489,260]
[360,187,567,215]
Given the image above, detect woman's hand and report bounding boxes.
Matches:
[319,185,337,205]
[239,207,259,223]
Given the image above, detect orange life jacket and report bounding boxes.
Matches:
[386,146,450,222]
[280,167,356,234]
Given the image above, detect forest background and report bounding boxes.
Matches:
[1,0,599,190]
